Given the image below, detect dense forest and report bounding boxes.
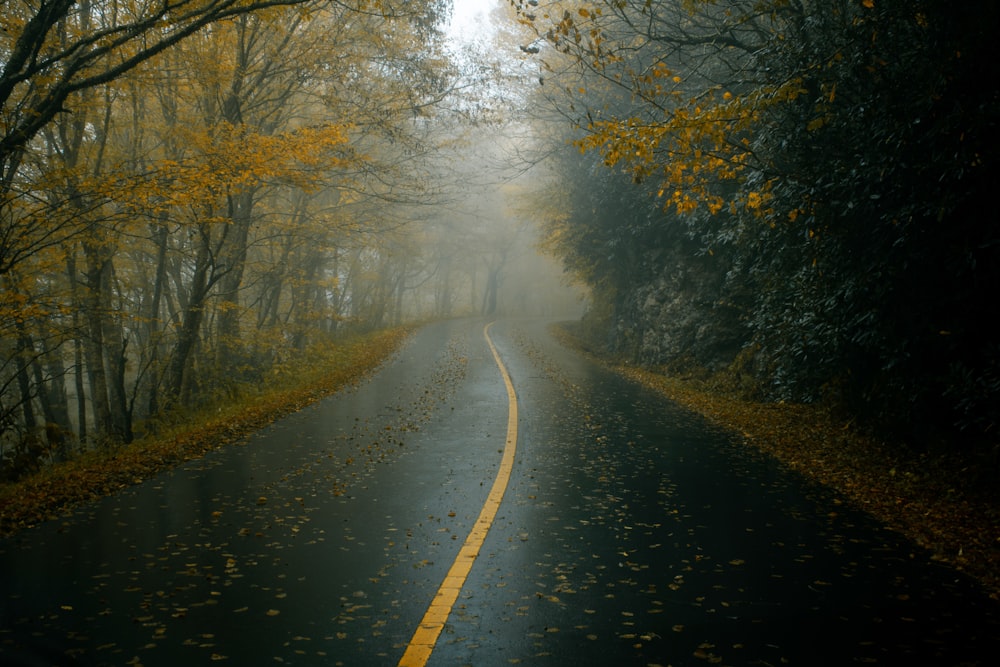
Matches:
[2,0,998,483]
[514,0,999,457]
[0,0,579,480]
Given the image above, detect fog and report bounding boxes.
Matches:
[350,0,587,324]
[392,124,588,322]
[0,0,586,456]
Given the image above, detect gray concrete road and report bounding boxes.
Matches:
[2,318,999,666]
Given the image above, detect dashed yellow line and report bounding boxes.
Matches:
[397,322,519,667]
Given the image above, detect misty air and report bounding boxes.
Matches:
[1,1,998,665]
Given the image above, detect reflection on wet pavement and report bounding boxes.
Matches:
[2,318,999,666]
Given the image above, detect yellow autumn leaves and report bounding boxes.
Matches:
[526,1,836,221]
[104,121,355,216]
[574,77,809,218]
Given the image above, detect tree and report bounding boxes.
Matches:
[0,0,457,471]
[516,0,1000,443]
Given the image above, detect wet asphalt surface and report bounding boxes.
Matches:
[1,318,999,666]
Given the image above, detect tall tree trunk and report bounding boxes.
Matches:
[164,226,213,409]
[214,51,254,377]
[481,251,508,317]
[14,333,37,434]
[35,335,72,460]
[145,221,169,418]
[29,338,69,428]
[289,267,311,351]
[393,274,405,326]
[80,238,131,443]
[80,277,112,441]
[481,267,499,316]
[67,254,87,443]
[215,189,254,378]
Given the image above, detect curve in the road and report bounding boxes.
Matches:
[397,322,519,667]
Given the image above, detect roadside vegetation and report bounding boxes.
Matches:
[0,328,409,538]
[511,0,999,601]
[517,1,999,519]
[2,0,583,489]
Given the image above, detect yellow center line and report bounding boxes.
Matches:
[397,322,519,667]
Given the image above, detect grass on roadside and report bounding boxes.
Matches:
[0,327,410,538]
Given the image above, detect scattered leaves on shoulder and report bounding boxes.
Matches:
[552,323,1000,600]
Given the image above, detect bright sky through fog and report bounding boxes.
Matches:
[447,0,498,46]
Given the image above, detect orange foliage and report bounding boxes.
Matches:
[576,80,806,217]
